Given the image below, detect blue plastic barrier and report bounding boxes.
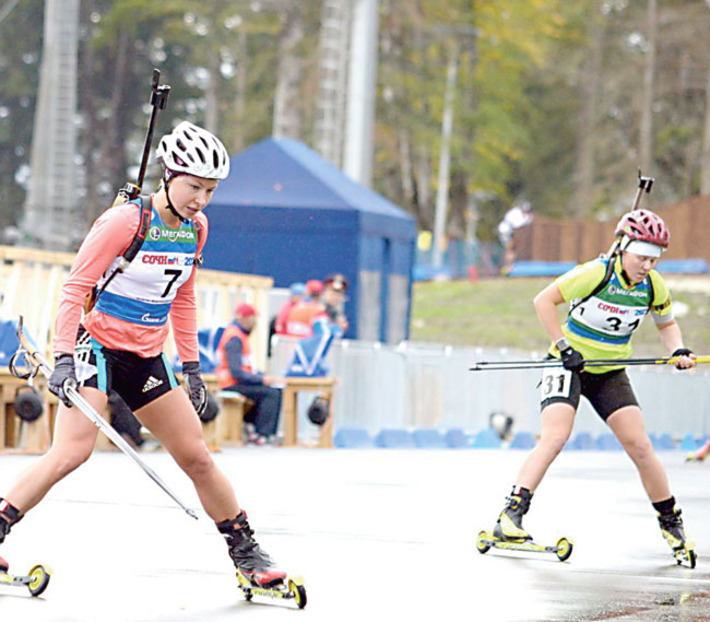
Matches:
[412,264,453,281]
[471,428,503,449]
[573,431,595,450]
[333,427,374,449]
[678,433,698,451]
[655,432,676,451]
[509,431,536,449]
[374,428,417,449]
[444,428,469,449]
[412,429,447,449]
[0,319,20,368]
[507,261,576,278]
[596,433,623,451]
[565,432,596,450]
[657,258,708,274]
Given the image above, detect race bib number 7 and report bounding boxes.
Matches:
[540,368,572,400]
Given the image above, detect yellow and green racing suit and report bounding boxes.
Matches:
[549,255,673,373]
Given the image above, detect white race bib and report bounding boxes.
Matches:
[540,368,572,400]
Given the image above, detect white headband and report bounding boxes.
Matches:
[621,235,663,258]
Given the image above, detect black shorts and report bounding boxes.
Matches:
[73,326,179,411]
[540,367,638,421]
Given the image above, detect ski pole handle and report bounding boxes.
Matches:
[631,168,654,211]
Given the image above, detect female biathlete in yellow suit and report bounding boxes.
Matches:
[491,209,697,566]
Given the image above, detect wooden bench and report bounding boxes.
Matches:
[197,374,254,450]
[0,371,335,453]
[202,390,254,449]
[281,377,337,448]
[204,377,338,449]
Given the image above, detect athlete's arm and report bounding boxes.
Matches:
[53,207,136,354]
[656,320,696,368]
[533,283,566,344]
[170,213,208,363]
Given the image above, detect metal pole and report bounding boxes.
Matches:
[432,48,458,269]
[343,0,378,186]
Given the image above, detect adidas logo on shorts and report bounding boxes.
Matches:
[142,376,163,393]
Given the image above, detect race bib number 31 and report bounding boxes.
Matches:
[540,368,572,400]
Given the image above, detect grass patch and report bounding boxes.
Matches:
[410,276,710,357]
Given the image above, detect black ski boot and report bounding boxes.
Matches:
[493,487,533,541]
[217,511,287,587]
[0,498,23,573]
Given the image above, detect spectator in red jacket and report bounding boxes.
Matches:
[274,282,305,335]
[285,280,328,338]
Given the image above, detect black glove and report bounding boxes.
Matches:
[48,354,77,408]
[672,348,694,370]
[560,346,585,372]
[182,361,207,417]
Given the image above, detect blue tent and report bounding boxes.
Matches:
[203,137,417,343]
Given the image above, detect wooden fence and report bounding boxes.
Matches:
[514,195,710,264]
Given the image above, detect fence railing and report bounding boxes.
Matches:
[270,338,710,439]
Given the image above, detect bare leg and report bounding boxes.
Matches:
[135,388,240,522]
[606,405,670,502]
[5,387,105,513]
[515,402,576,492]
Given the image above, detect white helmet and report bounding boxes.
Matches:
[156,121,230,180]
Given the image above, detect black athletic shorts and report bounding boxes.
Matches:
[73,326,179,411]
[540,366,639,421]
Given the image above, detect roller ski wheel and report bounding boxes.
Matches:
[685,452,705,463]
[658,508,696,569]
[0,562,52,597]
[671,541,697,569]
[476,530,573,563]
[235,568,307,609]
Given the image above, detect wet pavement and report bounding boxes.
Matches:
[0,446,708,621]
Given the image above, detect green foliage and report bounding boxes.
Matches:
[0,0,43,227]
[1,1,710,238]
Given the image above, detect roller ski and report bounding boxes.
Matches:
[477,487,573,562]
[685,452,705,462]
[658,508,696,569]
[218,511,307,609]
[0,556,52,597]
[476,530,573,562]
[0,499,51,596]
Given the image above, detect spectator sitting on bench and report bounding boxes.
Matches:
[215,303,282,445]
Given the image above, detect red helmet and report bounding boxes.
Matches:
[614,209,669,248]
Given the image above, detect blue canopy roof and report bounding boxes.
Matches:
[209,137,416,241]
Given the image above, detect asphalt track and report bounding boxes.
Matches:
[0,446,708,621]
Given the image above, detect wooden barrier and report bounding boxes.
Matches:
[516,196,710,265]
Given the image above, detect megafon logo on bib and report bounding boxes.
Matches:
[148,226,195,243]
